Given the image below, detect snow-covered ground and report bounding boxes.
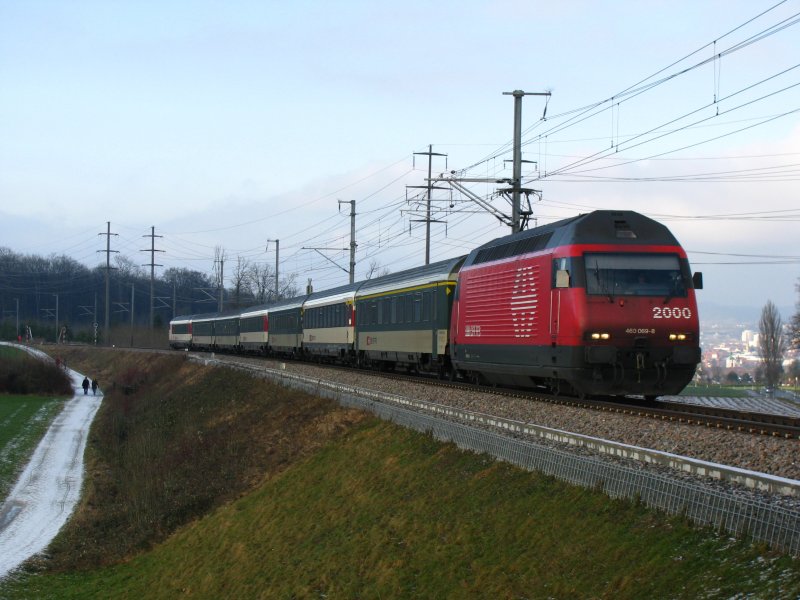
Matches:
[0,343,102,580]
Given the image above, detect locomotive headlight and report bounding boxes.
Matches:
[669,333,688,341]
[590,332,611,340]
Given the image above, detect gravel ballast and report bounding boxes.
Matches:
[220,355,800,483]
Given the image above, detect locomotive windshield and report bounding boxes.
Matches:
[584,253,687,298]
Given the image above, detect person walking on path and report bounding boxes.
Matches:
[82,377,89,395]
[91,379,98,395]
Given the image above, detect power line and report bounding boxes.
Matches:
[456,4,800,178]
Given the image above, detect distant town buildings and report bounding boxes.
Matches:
[741,329,758,349]
[701,322,798,385]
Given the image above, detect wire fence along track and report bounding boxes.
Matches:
[208,358,800,556]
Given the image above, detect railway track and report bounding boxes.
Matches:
[203,351,800,441]
[393,373,800,440]
[46,343,800,440]
[653,398,800,438]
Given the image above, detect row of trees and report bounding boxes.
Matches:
[224,251,299,307]
[223,250,388,306]
[0,245,390,343]
[0,247,301,341]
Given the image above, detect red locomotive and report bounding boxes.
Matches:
[449,210,702,399]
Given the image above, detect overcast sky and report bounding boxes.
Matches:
[1,0,798,315]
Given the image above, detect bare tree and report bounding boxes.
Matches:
[758,300,786,392]
[114,255,144,278]
[242,263,299,304]
[710,363,722,384]
[278,273,299,300]
[364,259,390,280]
[247,262,274,304]
[788,359,800,389]
[230,256,251,307]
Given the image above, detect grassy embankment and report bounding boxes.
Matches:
[1,347,800,598]
[0,346,73,499]
[0,346,73,397]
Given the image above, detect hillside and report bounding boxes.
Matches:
[2,347,800,598]
[15,347,365,572]
[0,345,72,396]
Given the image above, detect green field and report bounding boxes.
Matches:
[0,346,25,360]
[679,384,753,397]
[0,394,65,500]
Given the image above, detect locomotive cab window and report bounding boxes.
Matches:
[552,257,580,288]
[584,253,688,298]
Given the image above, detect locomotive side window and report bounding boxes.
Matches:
[551,257,578,288]
[584,253,687,298]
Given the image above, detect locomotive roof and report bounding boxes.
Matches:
[357,255,466,297]
[464,210,681,267]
